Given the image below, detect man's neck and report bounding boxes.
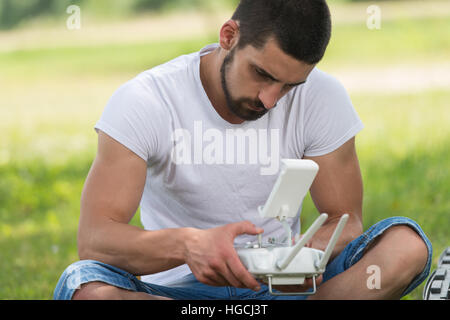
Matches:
[199,49,245,125]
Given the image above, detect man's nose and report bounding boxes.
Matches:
[258,84,283,110]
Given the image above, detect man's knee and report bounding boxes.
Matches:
[72,281,125,300]
[376,225,429,279]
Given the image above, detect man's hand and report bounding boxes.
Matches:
[184,221,263,291]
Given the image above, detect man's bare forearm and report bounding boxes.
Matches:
[78,217,193,276]
[308,213,363,261]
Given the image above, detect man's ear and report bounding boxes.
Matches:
[219,20,240,51]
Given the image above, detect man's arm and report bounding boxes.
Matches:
[78,130,262,290]
[303,137,364,260]
[78,130,189,275]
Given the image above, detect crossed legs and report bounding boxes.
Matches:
[71,225,429,300]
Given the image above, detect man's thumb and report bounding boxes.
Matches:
[230,221,264,237]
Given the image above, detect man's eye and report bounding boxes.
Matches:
[255,68,268,79]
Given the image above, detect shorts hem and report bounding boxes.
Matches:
[53,260,138,300]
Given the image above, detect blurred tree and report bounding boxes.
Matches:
[134,0,175,11]
[0,0,83,29]
[346,0,395,2]
[1,0,321,30]
[134,0,238,11]
[0,0,194,29]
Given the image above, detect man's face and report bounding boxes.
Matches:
[220,38,315,121]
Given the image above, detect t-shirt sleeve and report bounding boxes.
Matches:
[94,78,168,163]
[302,71,364,157]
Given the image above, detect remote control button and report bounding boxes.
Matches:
[435,269,447,280]
[442,257,450,265]
[430,280,442,294]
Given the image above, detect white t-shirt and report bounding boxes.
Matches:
[94,43,364,285]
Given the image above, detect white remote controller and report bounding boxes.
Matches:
[236,159,349,296]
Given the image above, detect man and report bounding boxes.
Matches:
[54,0,432,300]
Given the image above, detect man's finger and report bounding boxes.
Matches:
[203,273,229,287]
[227,255,261,291]
[229,221,264,237]
[218,263,247,288]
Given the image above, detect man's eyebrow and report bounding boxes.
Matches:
[252,63,306,86]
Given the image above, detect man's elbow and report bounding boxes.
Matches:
[77,230,99,261]
[77,240,94,261]
[345,212,364,243]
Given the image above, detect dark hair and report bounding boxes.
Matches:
[231,0,332,65]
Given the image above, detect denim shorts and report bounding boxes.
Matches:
[53,216,433,300]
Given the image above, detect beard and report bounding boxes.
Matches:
[220,48,269,121]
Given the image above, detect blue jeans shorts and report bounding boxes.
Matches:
[53,216,432,300]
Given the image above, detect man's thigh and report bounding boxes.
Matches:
[53,260,231,300]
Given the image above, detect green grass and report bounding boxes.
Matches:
[1,16,449,80]
[300,90,450,300]
[1,11,449,299]
[0,36,218,81]
[0,152,146,299]
[321,16,450,69]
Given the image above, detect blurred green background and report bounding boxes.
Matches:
[0,0,449,300]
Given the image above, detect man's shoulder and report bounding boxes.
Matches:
[137,51,198,83]
[112,51,198,103]
[300,67,351,106]
[287,68,346,102]
[306,68,345,91]
[111,50,199,108]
